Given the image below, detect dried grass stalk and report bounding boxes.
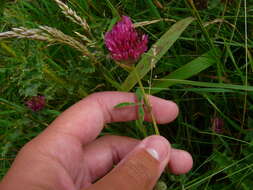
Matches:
[54,0,90,32]
[133,18,176,28]
[0,27,52,41]
[0,26,90,57]
[40,26,90,55]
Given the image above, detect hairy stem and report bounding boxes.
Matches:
[133,68,160,135]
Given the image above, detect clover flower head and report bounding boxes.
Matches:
[105,16,148,63]
[26,96,46,111]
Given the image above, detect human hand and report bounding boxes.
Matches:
[0,92,193,190]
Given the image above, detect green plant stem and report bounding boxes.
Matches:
[133,68,160,135]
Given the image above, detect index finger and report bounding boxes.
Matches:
[45,91,179,145]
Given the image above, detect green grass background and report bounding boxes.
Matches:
[1,0,253,189]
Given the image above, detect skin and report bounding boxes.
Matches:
[0,92,193,190]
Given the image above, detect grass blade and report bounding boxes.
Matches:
[152,79,253,92]
[121,17,195,91]
[150,48,221,94]
[146,0,164,29]
[186,0,222,82]
[105,0,120,19]
[146,0,161,19]
[0,98,26,112]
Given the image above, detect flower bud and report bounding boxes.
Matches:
[26,96,46,111]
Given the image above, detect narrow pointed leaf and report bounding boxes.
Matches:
[121,17,195,91]
[152,79,253,92]
[150,48,221,94]
[114,102,138,108]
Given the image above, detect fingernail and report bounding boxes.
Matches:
[147,149,159,160]
[143,136,170,162]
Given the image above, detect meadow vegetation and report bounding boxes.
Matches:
[0,0,253,189]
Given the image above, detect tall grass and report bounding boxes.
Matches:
[1,0,253,189]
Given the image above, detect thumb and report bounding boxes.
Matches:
[87,135,171,190]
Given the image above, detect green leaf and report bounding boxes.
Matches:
[152,79,253,92]
[121,17,195,91]
[135,88,146,137]
[167,87,235,93]
[150,48,221,94]
[114,102,138,108]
